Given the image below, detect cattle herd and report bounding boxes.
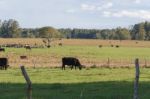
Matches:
[0,57,83,70]
[0,47,83,70]
[0,44,45,49]
[0,42,83,70]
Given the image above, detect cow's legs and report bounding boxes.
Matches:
[75,66,76,70]
[62,64,65,70]
[71,65,73,70]
[1,66,4,70]
[4,66,7,70]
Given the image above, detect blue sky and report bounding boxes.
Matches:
[0,0,150,29]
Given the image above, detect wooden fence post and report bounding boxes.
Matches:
[32,58,36,69]
[20,66,32,99]
[133,58,140,99]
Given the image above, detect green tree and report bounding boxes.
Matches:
[138,23,146,40]
[38,26,60,38]
[0,20,2,35]
[144,21,150,40]
[0,19,20,38]
[38,26,61,47]
[114,28,131,40]
[131,23,146,40]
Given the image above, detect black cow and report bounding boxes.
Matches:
[24,45,31,50]
[62,57,82,70]
[0,48,5,52]
[0,58,9,70]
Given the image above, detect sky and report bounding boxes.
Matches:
[0,0,150,29]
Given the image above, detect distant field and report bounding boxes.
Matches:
[0,38,150,47]
[0,38,150,67]
[0,68,150,99]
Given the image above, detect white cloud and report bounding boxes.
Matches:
[81,4,96,11]
[66,9,76,13]
[134,0,141,4]
[103,10,150,19]
[97,2,113,10]
[81,2,113,11]
[103,2,113,9]
[103,11,111,17]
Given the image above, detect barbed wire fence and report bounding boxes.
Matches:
[0,58,149,99]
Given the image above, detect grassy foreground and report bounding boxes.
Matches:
[0,67,150,99]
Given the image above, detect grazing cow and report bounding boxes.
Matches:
[25,45,31,50]
[20,56,27,59]
[0,58,9,70]
[116,45,120,48]
[0,48,5,52]
[62,57,82,70]
[58,43,62,46]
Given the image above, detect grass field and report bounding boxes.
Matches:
[0,39,150,99]
[0,38,150,67]
[0,46,150,67]
[0,68,150,99]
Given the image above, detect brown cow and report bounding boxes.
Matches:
[20,56,27,59]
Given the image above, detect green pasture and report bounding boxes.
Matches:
[2,46,150,59]
[0,68,150,99]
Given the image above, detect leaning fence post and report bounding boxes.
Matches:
[20,66,32,99]
[133,58,140,99]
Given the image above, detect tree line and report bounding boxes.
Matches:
[0,19,150,40]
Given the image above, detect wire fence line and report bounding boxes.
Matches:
[6,57,150,68]
[0,59,149,99]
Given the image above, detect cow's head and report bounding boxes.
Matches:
[79,65,82,70]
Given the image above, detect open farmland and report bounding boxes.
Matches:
[0,46,150,68]
[0,39,150,68]
[0,39,150,99]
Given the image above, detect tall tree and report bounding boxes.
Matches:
[0,19,20,38]
[0,20,2,35]
[131,23,146,40]
[38,26,61,47]
[144,21,150,40]
[38,26,60,38]
[138,23,146,40]
[114,28,131,40]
